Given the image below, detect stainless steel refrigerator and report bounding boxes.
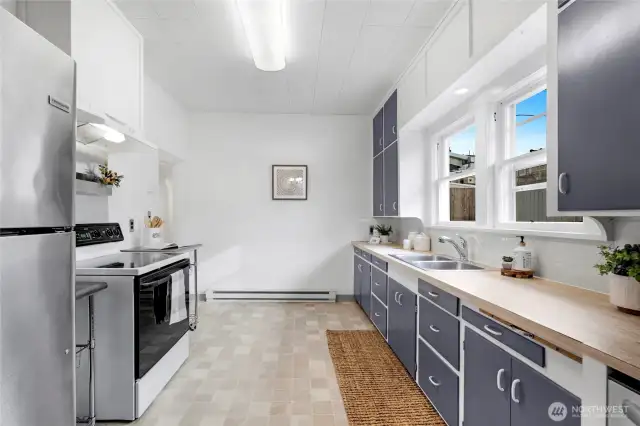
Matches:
[0,9,76,426]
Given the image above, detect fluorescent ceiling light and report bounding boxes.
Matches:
[91,123,125,143]
[454,88,469,95]
[237,0,286,72]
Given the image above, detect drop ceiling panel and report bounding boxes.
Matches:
[405,0,453,27]
[119,0,447,114]
[113,0,158,19]
[365,0,415,26]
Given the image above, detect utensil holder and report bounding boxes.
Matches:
[143,226,163,248]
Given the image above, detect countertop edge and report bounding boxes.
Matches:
[352,241,640,380]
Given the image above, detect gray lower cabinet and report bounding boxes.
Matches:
[387,278,416,378]
[353,255,362,306]
[510,357,581,426]
[383,142,398,217]
[370,295,387,339]
[360,263,371,317]
[464,328,580,426]
[419,297,460,370]
[558,0,640,211]
[373,154,384,216]
[464,328,511,426]
[418,339,459,426]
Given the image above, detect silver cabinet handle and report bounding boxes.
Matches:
[427,291,439,298]
[428,376,441,387]
[429,325,440,333]
[357,264,362,272]
[394,291,399,303]
[496,369,505,392]
[379,203,383,213]
[374,312,381,317]
[397,293,403,306]
[392,125,396,135]
[558,172,568,195]
[379,138,383,147]
[511,379,521,403]
[484,324,503,336]
[393,201,397,211]
[374,281,380,286]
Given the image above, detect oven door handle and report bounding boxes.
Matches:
[140,276,172,289]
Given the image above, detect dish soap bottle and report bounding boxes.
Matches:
[512,236,534,272]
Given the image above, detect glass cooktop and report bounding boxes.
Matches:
[76,252,188,276]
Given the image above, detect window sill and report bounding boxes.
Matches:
[430,222,610,242]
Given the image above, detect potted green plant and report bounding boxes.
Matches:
[97,163,124,188]
[375,224,393,244]
[502,256,514,270]
[595,244,640,314]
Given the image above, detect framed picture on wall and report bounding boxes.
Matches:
[272,165,308,200]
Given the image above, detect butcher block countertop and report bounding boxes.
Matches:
[353,241,640,380]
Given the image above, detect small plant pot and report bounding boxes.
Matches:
[380,235,389,244]
[609,274,640,315]
[502,262,513,270]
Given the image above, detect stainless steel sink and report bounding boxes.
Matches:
[390,254,453,262]
[411,261,485,271]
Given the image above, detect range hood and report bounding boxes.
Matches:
[76,108,116,145]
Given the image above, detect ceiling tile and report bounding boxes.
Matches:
[404,0,452,27]
[364,0,415,26]
[121,0,444,114]
[152,0,198,19]
[113,0,158,19]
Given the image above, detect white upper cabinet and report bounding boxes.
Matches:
[470,0,546,59]
[72,0,143,135]
[397,52,426,130]
[19,0,144,135]
[425,2,470,105]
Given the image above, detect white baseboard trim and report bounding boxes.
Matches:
[209,290,337,302]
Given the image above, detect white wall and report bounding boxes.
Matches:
[173,113,371,295]
[144,75,189,161]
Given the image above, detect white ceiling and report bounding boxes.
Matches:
[115,0,453,114]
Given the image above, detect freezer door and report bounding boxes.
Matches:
[0,232,75,426]
[0,10,76,228]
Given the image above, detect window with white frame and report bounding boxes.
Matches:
[497,82,582,225]
[436,122,477,222]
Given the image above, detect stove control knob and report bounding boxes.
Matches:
[106,229,113,237]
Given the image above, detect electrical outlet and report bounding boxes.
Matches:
[129,219,135,232]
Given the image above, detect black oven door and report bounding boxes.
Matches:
[135,259,190,379]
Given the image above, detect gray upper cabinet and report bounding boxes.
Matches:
[383,90,397,148]
[558,0,640,211]
[383,142,398,217]
[373,108,384,157]
[373,154,384,217]
[387,278,416,378]
[510,357,580,426]
[464,328,511,426]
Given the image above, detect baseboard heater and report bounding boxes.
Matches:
[209,290,336,302]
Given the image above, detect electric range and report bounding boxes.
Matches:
[75,223,191,421]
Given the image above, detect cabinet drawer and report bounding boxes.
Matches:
[418,279,459,316]
[370,295,387,339]
[354,247,362,257]
[371,268,388,304]
[419,297,460,370]
[418,340,459,426]
[371,255,388,271]
[361,251,372,262]
[462,307,545,367]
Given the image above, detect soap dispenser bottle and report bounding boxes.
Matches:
[513,236,534,272]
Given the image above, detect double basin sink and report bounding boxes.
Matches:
[390,253,485,271]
